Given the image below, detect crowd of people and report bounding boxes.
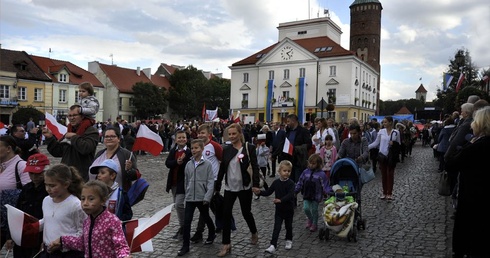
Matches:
[1,79,489,257]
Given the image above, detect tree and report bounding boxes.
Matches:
[203,77,231,119]
[168,65,209,120]
[132,82,167,119]
[12,106,43,126]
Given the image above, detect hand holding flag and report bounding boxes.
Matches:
[45,112,67,139]
[6,204,41,248]
[282,138,294,156]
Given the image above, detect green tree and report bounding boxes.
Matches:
[132,82,167,119]
[12,106,43,126]
[203,77,231,119]
[168,65,208,120]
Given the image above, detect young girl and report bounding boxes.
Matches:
[90,159,132,222]
[294,154,330,232]
[253,160,295,253]
[48,180,132,258]
[319,134,337,178]
[42,164,86,258]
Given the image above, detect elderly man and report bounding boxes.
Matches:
[42,105,99,181]
[11,124,39,160]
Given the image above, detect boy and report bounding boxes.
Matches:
[71,82,99,136]
[165,130,192,240]
[178,139,216,256]
[255,138,270,200]
[90,159,132,221]
[253,160,295,254]
[5,153,50,257]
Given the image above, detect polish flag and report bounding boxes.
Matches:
[282,138,294,156]
[124,218,153,252]
[132,124,164,156]
[126,203,174,253]
[6,205,41,248]
[45,112,67,139]
[455,73,465,93]
[233,111,241,123]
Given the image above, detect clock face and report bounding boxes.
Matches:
[281,46,293,60]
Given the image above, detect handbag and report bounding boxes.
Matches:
[377,153,388,163]
[360,146,375,184]
[438,171,451,196]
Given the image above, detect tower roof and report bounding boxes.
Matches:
[350,0,381,6]
[415,84,428,93]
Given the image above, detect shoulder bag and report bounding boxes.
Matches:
[359,147,375,184]
[438,171,451,196]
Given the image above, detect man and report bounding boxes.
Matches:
[42,105,99,181]
[270,122,286,177]
[26,117,35,132]
[11,124,39,160]
[281,114,312,183]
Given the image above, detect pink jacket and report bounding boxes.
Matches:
[62,208,130,258]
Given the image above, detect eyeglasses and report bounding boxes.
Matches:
[16,130,25,133]
[104,135,118,139]
[67,114,81,118]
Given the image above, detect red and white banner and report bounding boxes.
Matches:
[205,107,219,122]
[6,204,41,248]
[126,203,174,253]
[455,73,465,93]
[132,124,164,156]
[282,138,294,156]
[124,218,153,252]
[45,112,67,139]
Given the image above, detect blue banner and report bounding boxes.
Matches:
[265,79,274,122]
[296,77,306,124]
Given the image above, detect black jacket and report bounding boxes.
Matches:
[165,146,192,194]
[216,142,260,192]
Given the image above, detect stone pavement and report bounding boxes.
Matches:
[2,140,454,257]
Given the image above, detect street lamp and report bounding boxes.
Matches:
[39,114,45,127]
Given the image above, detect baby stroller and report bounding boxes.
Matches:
[318,158,366,242]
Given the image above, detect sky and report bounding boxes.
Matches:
[1,0,489,102]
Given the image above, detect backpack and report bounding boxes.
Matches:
[127,178,149,206]
[301,172,317,201]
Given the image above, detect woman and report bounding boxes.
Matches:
[312,118,336,154]
[446,106,490,257]
[0,135,31,247]
[88,128,139,191]
[368,116,401,200]
[215,123,260,257]
[327,118,341,150]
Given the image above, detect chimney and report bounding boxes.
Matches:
[136,67,140,76]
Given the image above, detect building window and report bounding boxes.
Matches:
[0,85,10,99]
[242,93,249,108]
[283,69,290,79]
[129,97,134,107]
[59,74,68,82]
[59,89,67,102]
[299,68,306,78]
[268,70,274,80]
[18,87,26,100]
[327,89,336,104]
[34,88,43,101]
[329,66,337,76]
[75,90,80,103]
[119,97,123,110]
[243,73,249,83]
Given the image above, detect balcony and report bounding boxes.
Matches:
[272,97,295,107]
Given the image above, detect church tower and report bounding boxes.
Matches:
[350,0,382,112]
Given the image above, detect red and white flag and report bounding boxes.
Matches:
[455,73,465,93]
[124,218,153,252]
[45,112,67,139]
[282,138,294,156]
[6,204,41,248]
[125,203,174,253]
[132,124,164,156]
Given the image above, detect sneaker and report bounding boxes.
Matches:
[265,245,276,253]
[305,219,312,229]
[254,195,260,200]
[285,240,293,250]
[309,224,317,232]
[190,232,203,243]
[380,195,386,200]
[204,234,216,245]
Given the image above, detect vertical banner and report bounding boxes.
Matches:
[265,79,274,122]
[296,77,306,124]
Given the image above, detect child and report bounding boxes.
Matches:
[48,180,132,258]
[254,139,270,200]
[42,164,86,258]
[165,130,191,240]
[5,153,50,258]
[319,134,337,178]
[90,159,132,222]
[70,82,100,136]
[178,139,216,256]
[253,160,295,254]
[294,154,330,232]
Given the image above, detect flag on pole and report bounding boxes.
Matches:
[124,218,154,252]
[205,107,219,122]
[6,205,41,248]
[132,124,164,156]
[443,73,453,92]
[455,73,465,93]
[202,103,206,121]
[282,138,294,156]
[126,203,174,253]
[45,112,67,139]
[264,80,274,122]
[233,111,241,123]
[482,75,489,83]
[296,77,306,124]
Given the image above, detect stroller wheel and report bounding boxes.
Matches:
[361,219,367,230]
[324,228,330,241]
[319,228,325,240]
